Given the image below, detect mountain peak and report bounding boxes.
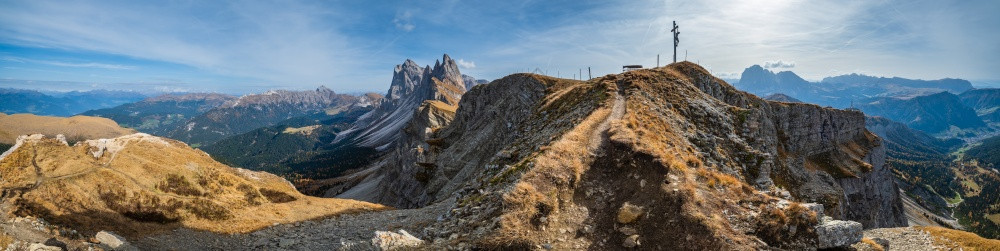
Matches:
[335,54,467,150]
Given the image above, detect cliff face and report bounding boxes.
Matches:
[399,62,905,249]
[681,63,906,228]
[335,54,466,151]
[328,54,468,208]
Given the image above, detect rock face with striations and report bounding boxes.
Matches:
[328,54,468,208]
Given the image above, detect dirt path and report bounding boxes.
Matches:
[857,227,946,251]
[588,83,626,151]
[133,198,454,250]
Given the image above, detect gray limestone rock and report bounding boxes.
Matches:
[371,230,424,250]
[815,220,863,249]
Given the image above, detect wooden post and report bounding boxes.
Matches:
[671,21,680,63]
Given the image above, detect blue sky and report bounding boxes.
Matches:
[1,0,998,94]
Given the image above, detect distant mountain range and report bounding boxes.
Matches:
[736,65,974,108]
[856,92,986,134]
[732,65,995,136]
[959,89,1000,123]
[0,88,147,116]
[763,93,802,103]
[164,86,374,147]
[80,93,235,135]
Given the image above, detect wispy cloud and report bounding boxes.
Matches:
[393,10,416,32]
[764,60,795,69]
[2,56,134,70]
[456,59,475,69]
[0,1,368,88]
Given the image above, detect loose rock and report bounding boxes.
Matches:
[372,229,424,250]
[616,202,643,224]
[622,235,640,248]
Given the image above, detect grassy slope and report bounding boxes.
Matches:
[0,134,385,239]
[0,113,136,144]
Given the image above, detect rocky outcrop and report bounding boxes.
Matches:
[816,219,863,249]
[676,63,907,229]
[837,145,908,228]
[371,230,424,250]
[329,54,469,208]
[335,54,466,151]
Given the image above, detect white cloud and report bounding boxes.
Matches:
[393,10,415,32]
[456,59,476,69]
[0,1,369,88]
[1,56,134,70]
[764,60,795,69]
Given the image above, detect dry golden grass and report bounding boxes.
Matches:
[917,226,1000,251]
[754,202,818,247]
[425,100,458,114]
[0,232,13,249]
[493,79,613,246]
[860,238,885,251]
[1,134,386,238]
[0,113,135,144]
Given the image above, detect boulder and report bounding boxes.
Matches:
[96,231,135,250]
[616,202,644,224]
[622,235,641,248]
[815,220,863,249]
[27,243,62,251]
[372,229,424,250]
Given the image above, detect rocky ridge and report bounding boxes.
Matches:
[327,62,906,249]
[322,54,469,208]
